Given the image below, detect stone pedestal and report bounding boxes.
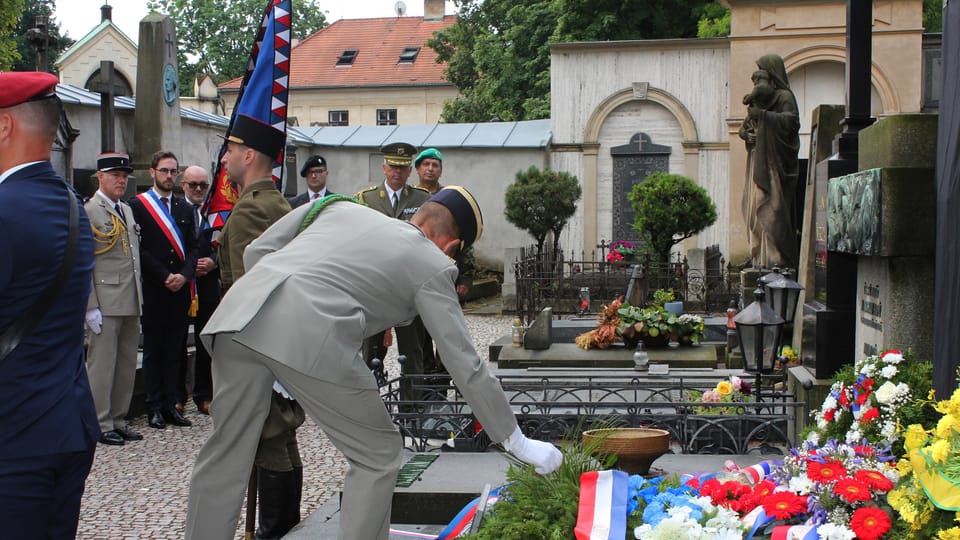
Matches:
[828,114,937,361]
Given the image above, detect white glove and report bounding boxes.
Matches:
[273,380,295,400]
[502,425,562,474]
[85,308,102,335]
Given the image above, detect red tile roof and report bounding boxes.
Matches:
[219,15,456,90]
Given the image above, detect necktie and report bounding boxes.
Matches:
[114,203,125,222]
[161,196,169,212]
[312,192,321,201]
[193,203,201,230]
[392,192,399,210]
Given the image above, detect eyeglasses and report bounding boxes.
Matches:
[185,182,210,189]
[307,169,327,176]
[155,168,179,176]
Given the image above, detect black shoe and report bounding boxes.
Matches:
[148,410,166,429]
[98,431,125,446]
[162,408,192,427]
[114,426,143,441]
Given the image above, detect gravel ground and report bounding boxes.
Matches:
[76,311,512,540]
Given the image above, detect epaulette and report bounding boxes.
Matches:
[354,185,379,202]
[410,185,431,195]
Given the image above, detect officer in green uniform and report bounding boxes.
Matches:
[217,114,304,540]
[355,143,431,404]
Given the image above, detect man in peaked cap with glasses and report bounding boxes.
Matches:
[185,185,562,540]
[0,71,99,539]
[355,142,433,405]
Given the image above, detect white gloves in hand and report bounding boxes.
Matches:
[273,380,295,400]
[502,425,562,474]
[85,308,102,335]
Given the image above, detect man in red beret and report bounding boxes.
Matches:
[0,72,100,538]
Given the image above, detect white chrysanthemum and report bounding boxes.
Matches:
[788,474,814,495]
[880,364,898,379]
[859,362,876,376]
[818,523,856,540]
[822,395,838,410]
[806,431,820,445]
[875,381,899,404]
[845,427,862,444]
[881,420,897,439]
[883,352,904,364]
[817,418,829,430]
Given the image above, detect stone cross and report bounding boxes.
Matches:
[95,61,127,153]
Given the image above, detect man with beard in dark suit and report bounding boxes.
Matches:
[0,71,99,539]
[129,150,198,429]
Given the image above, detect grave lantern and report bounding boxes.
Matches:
[758,266,782,292]
[733,287,784,375]
[765,270,804,324]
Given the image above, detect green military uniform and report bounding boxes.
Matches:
[355,183,431,221]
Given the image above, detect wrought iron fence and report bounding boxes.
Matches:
[380,372,805,456]
[512,243,739,323]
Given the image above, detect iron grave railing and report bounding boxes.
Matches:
[512,243,738,323]
[379,371,805,456]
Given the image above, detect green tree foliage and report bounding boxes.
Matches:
[696,1,730,38]
[430,0,711,123]
[504,166,581,257]
[0,0,25,70]
[13,0,73,72]
[145,0,327,92]
[924,0,942,32]
[628,172,717,263]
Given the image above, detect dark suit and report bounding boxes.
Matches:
[0,161,99,538]
[287,188,335,209]
[129,190,197,413]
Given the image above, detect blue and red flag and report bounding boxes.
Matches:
[203,0,292,232]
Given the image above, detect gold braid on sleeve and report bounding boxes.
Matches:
[91,214,129,255]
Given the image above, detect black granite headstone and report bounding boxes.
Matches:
[611,133,671,242]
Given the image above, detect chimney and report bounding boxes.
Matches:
[423,0,444,21]
[101,3,113,23]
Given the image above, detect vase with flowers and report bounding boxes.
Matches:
[606,239,640,265]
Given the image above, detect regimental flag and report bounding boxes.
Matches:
[203,0,292,235]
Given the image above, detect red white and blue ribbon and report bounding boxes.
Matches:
[433,485,503,539]
[726,459,779,483]
[741,505,777,539]
[136,190,185,261]
[574,470,629,540]
[771,524,820,540]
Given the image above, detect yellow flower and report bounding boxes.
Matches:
[899,501,919,524]
[716,381,733,396]
[896,458,914,477]
[928,439,952,463]
[939,528,960,540]
[937,414,960,438]
[906,424,930,450]
[930,388,938,400]
[888,487,905,509]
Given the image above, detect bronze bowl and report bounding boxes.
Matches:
[582,427,670,475]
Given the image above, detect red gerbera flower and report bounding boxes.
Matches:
[807,460,847,483]
[761,491,807,520]
[854,469,894,492]
[850,506,892,540]
[834,477,873,503]
[861,407,880,423]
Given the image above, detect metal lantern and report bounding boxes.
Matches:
[733,287,785,374]
[765,270,804,324]
[758,266,782,291]
[578,287,591,316]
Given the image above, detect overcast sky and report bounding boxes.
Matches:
[54,0,455,44]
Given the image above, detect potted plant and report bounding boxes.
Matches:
[605,239,639,265]
[652,288,683,316]
[616,303,674,348]
[672,313,705,345]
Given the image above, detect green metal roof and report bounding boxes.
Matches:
[56,20,138,66]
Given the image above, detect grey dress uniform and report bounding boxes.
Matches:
[355,182,432,403]
[85,191,142,435]
[185,201,516,540]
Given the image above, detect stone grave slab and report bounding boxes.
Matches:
[497,342,718,369]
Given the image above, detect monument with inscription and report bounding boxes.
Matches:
[611,133,671,242]
[827,114,938,362]
[132,13,182,189]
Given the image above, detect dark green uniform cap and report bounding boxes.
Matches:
[380,142,418,166]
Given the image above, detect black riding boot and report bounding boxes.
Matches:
[254,467,289,540]
[283,466,303,531]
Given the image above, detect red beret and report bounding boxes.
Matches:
[0,72,59,109]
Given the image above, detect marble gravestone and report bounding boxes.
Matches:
[132,13,182,189]
[827,114,938,362]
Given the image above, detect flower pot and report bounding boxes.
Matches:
[642,333,670,348]
[582,427,670,475]
[664,301,683,316]
[677,335,698,347]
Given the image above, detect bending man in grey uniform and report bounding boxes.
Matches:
[184,186,561,540]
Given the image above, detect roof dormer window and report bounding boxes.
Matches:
[398,46,420,64]
[337,49,358,66]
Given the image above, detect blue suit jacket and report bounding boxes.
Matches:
[0,162,99,458]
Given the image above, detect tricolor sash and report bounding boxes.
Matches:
[574,470,628,540]
[434,485,503,539]
[136,191,186,261]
